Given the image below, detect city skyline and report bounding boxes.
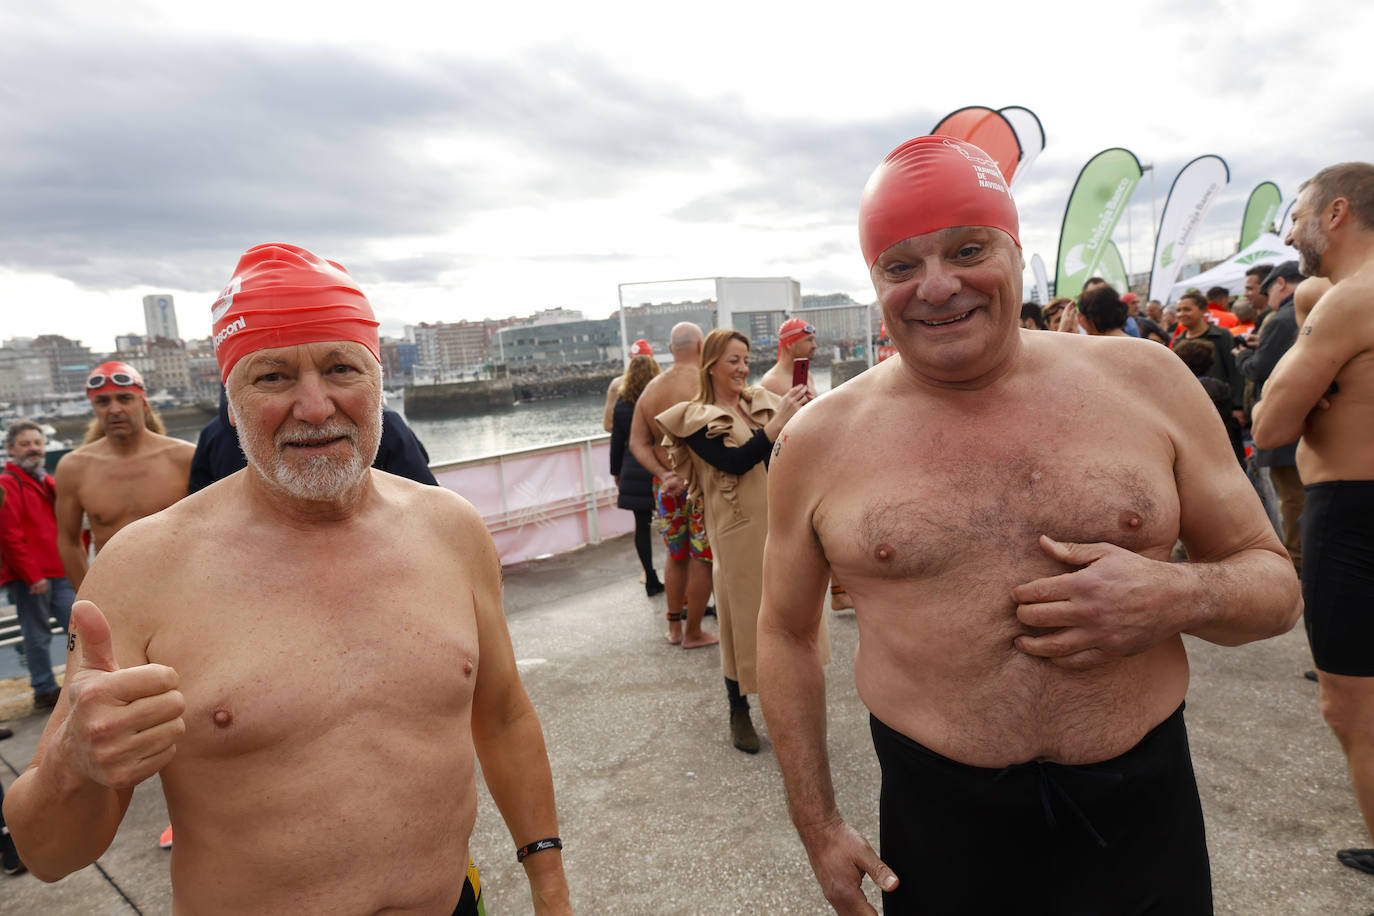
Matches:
[3,0,1368,352]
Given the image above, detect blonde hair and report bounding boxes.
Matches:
[695,328,751,404]
[83,400,166,444]
[618,354,661,405]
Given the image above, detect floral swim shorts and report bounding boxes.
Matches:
[653,477,712,563]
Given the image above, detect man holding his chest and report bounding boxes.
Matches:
[757,137,1301,915]
[4,243,571,916]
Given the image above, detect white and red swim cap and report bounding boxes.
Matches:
[859,135,1020,269]
[629,339,654,358]
[86,361,146,399]
[777,318,815,355]
[211,243,382,383]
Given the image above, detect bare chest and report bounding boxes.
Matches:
[80,455,187,538]
[150,546,478,759]
[817,414,1178,583]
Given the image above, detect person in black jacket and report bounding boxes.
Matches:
[189,387,437,492]
[609,354,664,596]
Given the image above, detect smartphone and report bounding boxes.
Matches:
[791,357,810,388]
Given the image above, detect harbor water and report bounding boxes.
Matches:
[161,365,836,462]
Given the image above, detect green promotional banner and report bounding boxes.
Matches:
[1098,240,1129,294]
[1054,148,1143,302]
[1240,181,1282,250]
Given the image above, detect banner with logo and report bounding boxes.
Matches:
[1054,148,1143,302]
[1166,232,1298,302]
[931,106,1022,184]
[1098,240,1130,293]
[1146,154,1230,305]
[1240,181,1282,250]
[998,106,1046,191]
[1030,253,1050,305]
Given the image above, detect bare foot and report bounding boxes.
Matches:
[830,588,854,611]
[666,617,683,645]
[681,629,719,649]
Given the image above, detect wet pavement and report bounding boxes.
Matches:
[0,534,1371,914]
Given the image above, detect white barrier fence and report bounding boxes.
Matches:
[431,434,635,567]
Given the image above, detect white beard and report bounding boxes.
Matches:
[231,398,383,502]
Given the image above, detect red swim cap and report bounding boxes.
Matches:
[859,135,1020,269]
[629,339,654,357]
[211,243,381,383]
[86,361,146,399]
[777,318,815,354]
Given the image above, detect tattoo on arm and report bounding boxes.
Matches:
[772,432,788,459]
[1302,324,1313,335]
[68,632,76,651]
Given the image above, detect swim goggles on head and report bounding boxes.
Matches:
[86,371,141,390]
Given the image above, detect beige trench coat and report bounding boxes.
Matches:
[657,387,829,694]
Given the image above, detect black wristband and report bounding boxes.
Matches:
[516,837,562,863]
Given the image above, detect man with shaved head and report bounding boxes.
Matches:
[1253,161,1374,878]
[629,321,718,649]
[758,136,1300,914]
[4,243,571,916]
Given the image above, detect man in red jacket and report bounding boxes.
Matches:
[0,421,73,709]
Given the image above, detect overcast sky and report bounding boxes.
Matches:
[1,0,1367,352]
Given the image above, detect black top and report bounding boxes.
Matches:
[189,388,438,493]
[684,426,772,475]
[609,399,655,511]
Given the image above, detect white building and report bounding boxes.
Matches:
[143,294,180,340]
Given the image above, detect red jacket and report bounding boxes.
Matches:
[0,461,64,586]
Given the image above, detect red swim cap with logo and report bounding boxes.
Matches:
[86,361,146,399]
[777,318,816,355]
[211,243,382,383]
[858,135,1020,269]
[629,339,654,358]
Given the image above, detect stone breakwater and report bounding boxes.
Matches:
[404,365,622,418]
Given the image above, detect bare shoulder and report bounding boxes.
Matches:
[375,472,488,550]
[54,445,91,481]
[154,433,196,459]
[1306,270,1374,336]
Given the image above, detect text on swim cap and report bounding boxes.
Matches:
[213,316,246,351]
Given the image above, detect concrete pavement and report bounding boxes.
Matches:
[0,533,1371,914]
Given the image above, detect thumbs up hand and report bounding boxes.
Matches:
[55,600,187,790]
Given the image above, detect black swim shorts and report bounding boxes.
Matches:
[1301,481,1374,676]
[870,705,1212,915]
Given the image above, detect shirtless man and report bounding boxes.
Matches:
[3,243,571,916]
[759,319,852,611]
[54,362,194,590]
[1251,162,1374,878]
[602,339,655,432]
[757,136,1301,915]
[628,322,717,648]
[759,318,819,400]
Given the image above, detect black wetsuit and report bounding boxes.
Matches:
[871,704,1212,915]
[1301,481,1374,676]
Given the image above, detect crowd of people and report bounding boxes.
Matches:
[0,146,1370,914]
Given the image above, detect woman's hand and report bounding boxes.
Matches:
[765,385,809,441]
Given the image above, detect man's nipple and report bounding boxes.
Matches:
[463,658,474,677]
[1119,511,1143,531]
[212,706,233,728]
[874,543,896,561]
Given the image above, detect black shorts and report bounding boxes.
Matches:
[451,875,479,916]
[1301,481,1374,676]
[871,705,1211,915]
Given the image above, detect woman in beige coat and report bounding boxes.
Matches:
[657,328,811,753]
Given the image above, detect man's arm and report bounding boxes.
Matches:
[3,544,184,881]
[628,395,684,496]
[601,377,621,433]
[53,454,89,589]
[758,419,895,915]
[465,508,571,915]
[1252,286,1364,448]
[0,479,42,587]
[1014,347,1300,668]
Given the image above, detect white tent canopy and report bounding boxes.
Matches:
[1166,233,1299,303]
